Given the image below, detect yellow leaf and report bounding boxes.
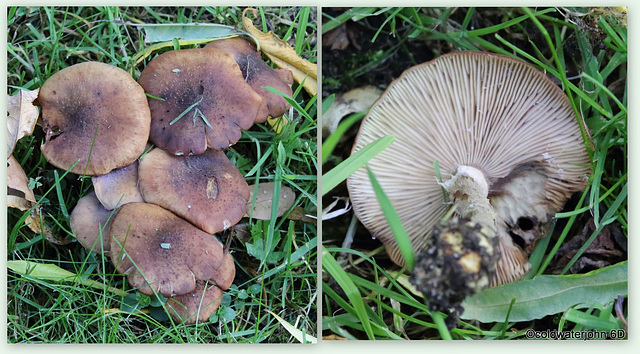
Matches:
[25,209,68,245]
[387,270,425,299]
[242,8,317,96]
[7,88,40,156]
[322,334,349,340]
[266,115,289,134]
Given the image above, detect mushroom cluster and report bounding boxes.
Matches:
[39,36,293,324]
[347,52,591,323]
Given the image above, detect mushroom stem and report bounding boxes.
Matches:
[442,165,497,236]
[410,166,501,328]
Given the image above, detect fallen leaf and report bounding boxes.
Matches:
[460,261,627,323]
[7,156,70,245]
[246,182,296,220]
[231,222,251,244]
[387,270,424,298]
[266,115,289,134]
[242,8,317,95]
[322,23,349,50]
[7,88,40,156]
[287,206,317,224]
[7,155,36,210]
[554,218,626,274]
[322,334,348,340]
[136,23,250,44]
[323,86,382,135]
[8,260,128,296]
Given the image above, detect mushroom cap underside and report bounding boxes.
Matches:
[38,61,151,176]
[109,202,225,297]
[138,148,250,235]
[138,48,264,155]
[348,51,591,272]
[205,37,294,120]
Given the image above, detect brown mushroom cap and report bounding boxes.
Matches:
[91,159,144,210]
[210,251,235,290]
[69,191,113,254]
[166,280,223,325]
[205,37,294,121]
[138,148,249,234]
[138,48,264,155]
[38,62,151,175]
[109,202,225,297]
[348,51,591,285]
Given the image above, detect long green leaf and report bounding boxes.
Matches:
[321,135,394,196]
[461,261,627,323]
[8,260,128,297]
[137,23,250,44]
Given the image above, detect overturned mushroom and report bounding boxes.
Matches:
[138,48,265,155]
[38,62,151,175]
[205,37,294,121]
[69,191,113,254]
[348,52,591,314]
[109,202,225,297]
[92,159,144,210]
[138,148,249,235]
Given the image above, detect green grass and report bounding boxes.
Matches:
[8,6,317,343]
[321,7,627,340]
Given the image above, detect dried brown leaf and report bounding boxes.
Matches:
[242,8,317,95]
[322,23,349,50]
[7,156,70,245]
[287,206,317,224]
[7,155,36,210]
[7,88,40,156]
[246,182,296,220]
[323,86,383,135]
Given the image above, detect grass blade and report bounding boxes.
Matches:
[322,112,365,163]
[366,166,414,269]
[268,310,317,343]
[321,246,375,339]
[321,135,394,196]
